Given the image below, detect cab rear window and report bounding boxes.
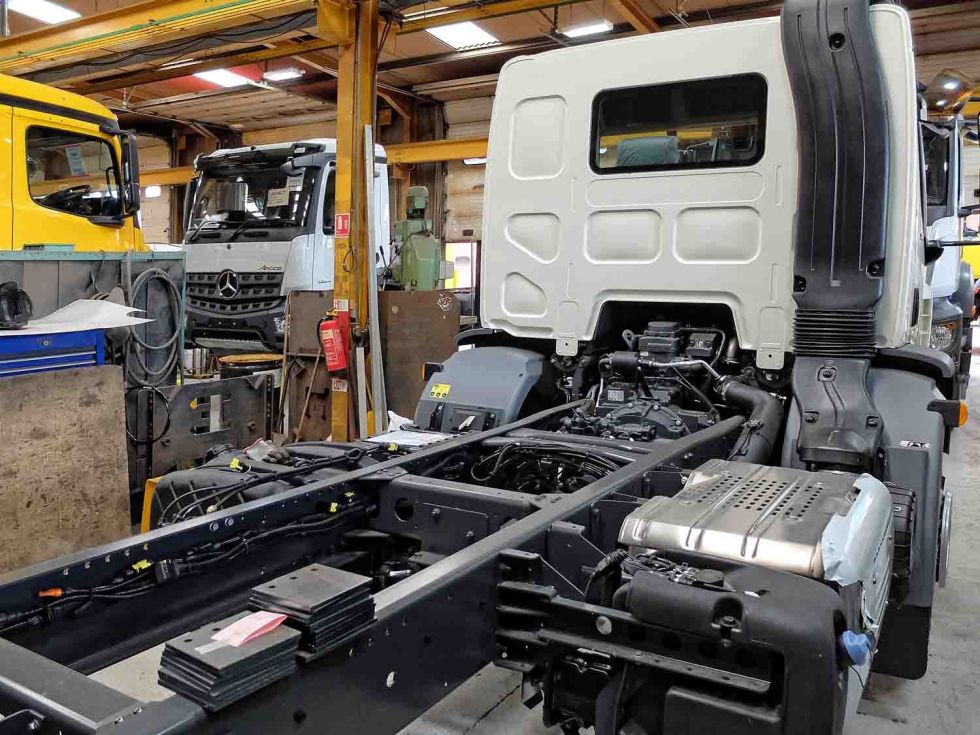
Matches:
[591,74,768,174]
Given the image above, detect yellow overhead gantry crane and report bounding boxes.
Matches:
[0,0,644,78]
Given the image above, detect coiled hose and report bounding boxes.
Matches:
[124,264,183,387]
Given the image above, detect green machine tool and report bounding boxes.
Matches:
[390,186,444,291]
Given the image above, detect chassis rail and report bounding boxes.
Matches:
[0,406,743,735]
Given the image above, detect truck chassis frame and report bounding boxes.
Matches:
[0,403,743,735]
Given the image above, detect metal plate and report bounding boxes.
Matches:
[618,459,861,577]
[145,375,274,479]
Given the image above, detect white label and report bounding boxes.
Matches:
[334,298,350,311]
[65,145,87,176]
[331,378,349,392]
[287,174,305,189]
[899,440,930,449]
[266,187,290,207]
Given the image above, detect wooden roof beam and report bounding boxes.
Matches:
[609,0,660,33]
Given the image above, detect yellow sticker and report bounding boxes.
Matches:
[329,502,339,513]
[229,458,242,470]
[132,559,152,572]
[387,443,398,452]
[429,383,451,399]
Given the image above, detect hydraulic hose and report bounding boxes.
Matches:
[124,264,183,387]
[715,377,784,464]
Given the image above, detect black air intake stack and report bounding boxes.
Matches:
[781,0,888,470]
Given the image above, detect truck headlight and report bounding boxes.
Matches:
[931,322,956,352]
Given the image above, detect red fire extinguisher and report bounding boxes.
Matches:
[318,310,350,372]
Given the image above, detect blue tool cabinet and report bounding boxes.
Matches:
[0,329,105,378]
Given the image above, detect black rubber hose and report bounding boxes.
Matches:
[716,378,784,464]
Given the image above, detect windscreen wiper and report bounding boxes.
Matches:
[185,218,221,243]
[227,217,296,242]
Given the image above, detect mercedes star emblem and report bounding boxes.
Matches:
[216,270,240,299]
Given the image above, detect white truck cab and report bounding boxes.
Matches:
[183,139,390,352]
[480,7,923,368]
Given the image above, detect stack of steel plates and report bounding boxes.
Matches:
[250,564,375,654]
[158,612,300,711]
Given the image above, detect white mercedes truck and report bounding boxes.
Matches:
[413,1,963,731]
[182,139,390,352]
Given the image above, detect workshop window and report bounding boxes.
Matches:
[591,74,768,173]
[26,126,122,220]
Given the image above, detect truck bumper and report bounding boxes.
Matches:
[186,304,284,353]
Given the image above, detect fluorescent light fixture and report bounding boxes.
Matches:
[463,157,487,166]
[160,59,199,70]
[144,185,163,199]
[194,69,252,88]
[404,5,445,20]
[264,67,305,82]
[426,22,498,50]
[561,19,613,38]
[8,0,80,24]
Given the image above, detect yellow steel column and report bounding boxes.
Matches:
[331,0,379,441]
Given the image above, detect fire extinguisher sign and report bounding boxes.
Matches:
[335,212,351,237]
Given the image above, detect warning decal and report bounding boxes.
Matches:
[429,383,451,399]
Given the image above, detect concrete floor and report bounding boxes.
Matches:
[95,358,980,734]
[400,360,980,735]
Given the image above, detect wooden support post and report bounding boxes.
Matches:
[331,0,379,441]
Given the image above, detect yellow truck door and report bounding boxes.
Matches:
[11,107,136,251]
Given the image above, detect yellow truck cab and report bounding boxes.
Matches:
[0,73,145,252]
